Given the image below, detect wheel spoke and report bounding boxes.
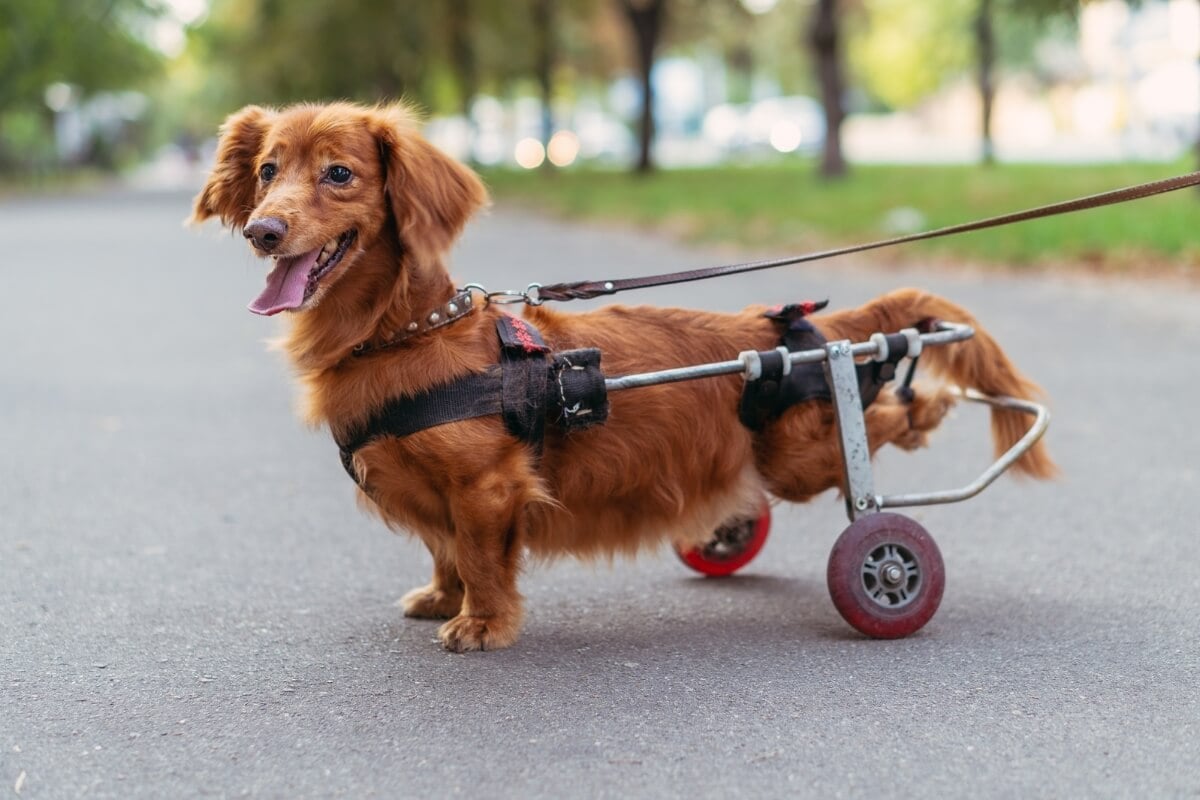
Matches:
[859,540,922,609]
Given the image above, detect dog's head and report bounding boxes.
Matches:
[192,102,488,316]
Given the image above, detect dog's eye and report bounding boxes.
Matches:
[327,165,353,185]
[259,163,277,183]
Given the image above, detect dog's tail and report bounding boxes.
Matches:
[815,288,1056,479]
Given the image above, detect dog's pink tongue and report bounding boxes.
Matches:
[248,248,322,316]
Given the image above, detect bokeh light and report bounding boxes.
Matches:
[514,137,546,169]
[547,131,581,167]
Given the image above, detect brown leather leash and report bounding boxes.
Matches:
[533,170,1200,304]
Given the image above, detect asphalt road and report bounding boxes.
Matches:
[2,186,1198,799]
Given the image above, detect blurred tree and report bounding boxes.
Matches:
[618,0,667,173]
[809,0,848,178]
[851,1,974,110]
[706,1,820,102]
[190,0,605,155]
[852,0,1075,166]
[533,0,556,158]
[192,0,436,108]
[978,0,1077,164]
[976,0,997,163]
[669,0,757,102]
[0,0,162,113]
[446,0,478,121]
[0,0,162,171]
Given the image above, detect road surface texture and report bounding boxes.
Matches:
[2,186,1198,798]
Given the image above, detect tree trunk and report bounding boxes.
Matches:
[619,0,666,174]
[728,45,754,105]
[533,0,555,167]
[808,0,846,179]
[447,0,477,161]
[976,0,996,166]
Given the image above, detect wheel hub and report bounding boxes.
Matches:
[861,542,921,608]
[701,517,756,561]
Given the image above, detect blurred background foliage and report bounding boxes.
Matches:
[3,0,1197,268]
[0,0,163,172]
[0,0,1104,177]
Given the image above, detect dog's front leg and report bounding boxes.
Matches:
[436,501,525,653]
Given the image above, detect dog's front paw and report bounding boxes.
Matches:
[895,386,956,450]
[400,584,463,619]
[437,614,521,653]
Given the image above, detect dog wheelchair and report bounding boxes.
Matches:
[604,320,1050,639]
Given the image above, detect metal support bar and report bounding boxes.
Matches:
[604,321,975,394]
[875,389,1050,510]
[598,320,1047,517]
[597,320,1050,517]
[823,340,877,521]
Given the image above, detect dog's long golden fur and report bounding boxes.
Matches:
[193,101,1055,652]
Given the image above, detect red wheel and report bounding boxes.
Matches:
[676,504,771,577]
[827,513,944,639]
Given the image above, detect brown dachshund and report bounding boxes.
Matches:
[192,101,1055,652]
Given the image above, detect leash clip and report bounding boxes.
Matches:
[463,283,544,307]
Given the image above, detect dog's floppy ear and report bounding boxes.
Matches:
[373,105,489,264]
[191,105,274,230]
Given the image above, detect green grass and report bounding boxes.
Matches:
[483,160,1200,272]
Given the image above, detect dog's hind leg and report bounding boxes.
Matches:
[401,540,465,620]
[757,386,956,503]
[812,288,1056,479]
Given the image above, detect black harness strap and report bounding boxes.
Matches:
[336,368,503,482]
[335,316,608,489]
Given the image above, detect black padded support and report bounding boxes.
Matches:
[551,348,608,429]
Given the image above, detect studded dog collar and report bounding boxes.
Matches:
[352,288,477,357]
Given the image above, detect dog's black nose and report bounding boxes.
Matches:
[244,217,288,252]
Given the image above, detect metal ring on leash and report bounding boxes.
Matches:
[461,283,544,306]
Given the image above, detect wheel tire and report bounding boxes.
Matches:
[827,512,945,639]
[676,504,772,578]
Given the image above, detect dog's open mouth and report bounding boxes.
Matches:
[248,229,357,316]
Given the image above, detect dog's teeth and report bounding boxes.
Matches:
[319,240,339,263]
